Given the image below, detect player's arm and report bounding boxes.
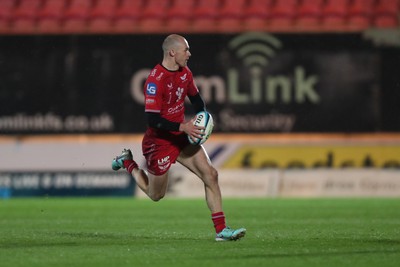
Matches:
[146,90,205,131]
[146,112,204,139]
[186,93,207,139]
[146,112,180,131]
[188,93,206,113]
[186,70,205,113]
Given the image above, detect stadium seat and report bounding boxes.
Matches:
[348,0,373,30]
[243,0,273,31]
[374,0,399,28]
[114,0,142,33]
[217,0,247,33]
[322,0,349,31]
[11,0,42,33]
[37,0,66,34]
[191,0,220,33]
[296,0,323,31]
[88,0,118,33]
[139,0,168,33]
[0,0,16,34]
[63,0,92,34]
[269,0,298,32]
[166,0,196,33]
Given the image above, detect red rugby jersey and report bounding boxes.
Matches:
[144,64,199,125]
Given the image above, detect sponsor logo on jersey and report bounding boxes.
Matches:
[176,87,184,101]
[168,102,184,114]
[156,72,164,81]
[145,98,155,104]
[146,83,157,95]
[180,73,187,82]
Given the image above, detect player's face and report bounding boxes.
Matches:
[175,39,191,67]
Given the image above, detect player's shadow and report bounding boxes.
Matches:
[55,231,210,242]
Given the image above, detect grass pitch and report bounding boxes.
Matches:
[1,198,399,267]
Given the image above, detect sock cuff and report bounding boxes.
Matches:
[212,212,225,219]
[124,160,138,173]
[212,211,226,233]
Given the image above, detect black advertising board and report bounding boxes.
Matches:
[0,171,135,197]
[0,32,399,134]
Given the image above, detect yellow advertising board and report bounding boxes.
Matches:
[223,145,400,169]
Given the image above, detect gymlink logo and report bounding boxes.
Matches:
[130,32,320,132]
[229,31,282,68]
[225,32,320,105]
[131,32,319,106]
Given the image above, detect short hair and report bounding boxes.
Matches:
[162,34,185,55]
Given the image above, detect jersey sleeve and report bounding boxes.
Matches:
[144,74,163,113]
[186,68,199,97]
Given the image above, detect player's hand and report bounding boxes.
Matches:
[180,117,205,140]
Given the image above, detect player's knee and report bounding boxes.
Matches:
[149,192,165,202]
[208,168,219,183]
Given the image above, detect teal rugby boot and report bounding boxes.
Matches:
[111,149,133,171]
[215,227,246,241]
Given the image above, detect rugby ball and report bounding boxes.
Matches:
[188,111,214,145]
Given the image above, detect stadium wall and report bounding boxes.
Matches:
[1,134,399,198]
[1,31,400,134]
[1,31,400,198]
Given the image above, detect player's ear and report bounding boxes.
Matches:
[169,50,175,57]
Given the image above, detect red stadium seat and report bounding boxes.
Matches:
[296,0,323,31]
[139,0,169,33]
[11,0,42,33]
[243,0,273,31]
[168,0,196,16]
[269,0,298,31]
[63,0,92,33]
[37,0,66,33]
[88,0,118,33]
[0,0,17,34]
[322,0,349,31]
[167,0,196,32]
[217,0,247,33]
[374,0,399,28]
[114,0,143,33]
[166,0,196,33]
[348,0,373,30]
[191,0,220,33]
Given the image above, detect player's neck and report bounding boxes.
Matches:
[161,59,179,71]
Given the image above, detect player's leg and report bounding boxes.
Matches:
[177,144,246,241]
[135,170,169,201]
[111,149,169,201]
[177,145,222,213]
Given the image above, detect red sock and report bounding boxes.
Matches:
[123,160,138,173]
[212,212,226,233]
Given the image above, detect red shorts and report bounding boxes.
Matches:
[142,128,190,176]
